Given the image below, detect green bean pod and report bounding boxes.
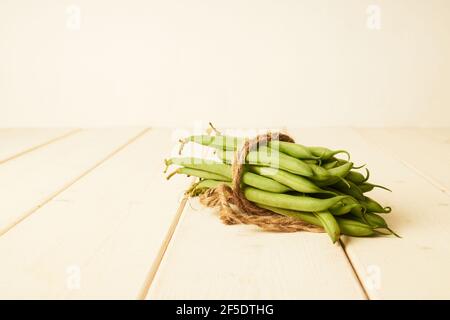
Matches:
[351,212,400,237]
[361,197,392,213]
[346,169,369,184]
[337,218,375,237]
[169,167,229,181]
[315,162,354,186]
[313,211,341,243]
[257,205,375,237]
[166,157,291,193]
[183,135,243,151]
[166,157,231,177]
[194,179,231,190]
[268,141,319,160]
[332,179,365,201]
[322,160,339,169]
[358,182,392,193]
[250,166,333,194]
[243,187,349,212]
[329,203,361,216]
[308,146,350,160]
[217,147,314,177]
[309,164,333,181]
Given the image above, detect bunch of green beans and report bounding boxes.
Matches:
[166,134,397,243]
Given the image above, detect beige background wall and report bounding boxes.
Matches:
[0,0,449,127]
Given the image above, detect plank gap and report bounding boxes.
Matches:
[137,196,189,300]
[0,128,151,238]
[0,128,82,165]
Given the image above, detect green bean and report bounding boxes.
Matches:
[358,182,392,193]
[165,157,231,177]
[315,162,354,186]
[324,189,366,217]
[187,179,232,196]
[215,149,233,164]
[217,147,314,177]
[337,218,375,237]
[334,158,365,169]
[308,146,350,161]
[250,166,333,194]
[322,160,338,169]
[166,157,291,193]
[309,164,332,181]
[257,205,375,237]
[168,167,229,181]
[328,161,354,178]
[346,169,369,184]
[182,135,242,151]
[268,141,319,160]
[313,211,340,243]
[194,179,231,190]
[361,197,392,213]
[243,187,349,212]
[329,203,361,216]
[332,179,365,201]
[351,212,400,237]
[242,172,291,193]
[257,205,321,226]
[255,204,340,242]
[303,159,320,165]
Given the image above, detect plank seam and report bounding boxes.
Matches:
[137,195,189,300]
[0,128,151,238]
[354,128,449,197]
[0,128,82,165]
[285,127,369,299]
[339,239,370,300]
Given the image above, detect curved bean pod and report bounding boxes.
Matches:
[308,146,350,161]
[166,157,291,193]
[313,211,340,243]
[361,197,392,213]
[182,135,242,151]
[329,203,361,216]
[332,179,365,201]
[243,187,349,212]
[358,182,392,193]
[250,166,333,194]
[322,160,339,170]
[217,147,314,177]
[166,157,231,177]
[268,141,319,160]
[346,169,369,184]
[168,167,229,181]
[315,162,354,186]
[337,218,375,237]
[257,205,375,237]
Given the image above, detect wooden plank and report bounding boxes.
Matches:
[294,128,450,299]
[357,128,450,193]
[418,128,450,143]
[147,128,366,299]
[147,198,366,299]
[0,128,145,237]
[0,129,190,299]
[0,128,79,164]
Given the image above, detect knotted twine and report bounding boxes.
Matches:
[197,132,324,233]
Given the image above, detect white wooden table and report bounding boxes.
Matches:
[0,127,449,299]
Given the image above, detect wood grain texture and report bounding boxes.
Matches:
[0,128,79,164]
[0,128,190,299]
[0,128,145,237]
[147,198,366,299]
[290,128,450,299]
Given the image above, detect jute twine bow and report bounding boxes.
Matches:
[198,132,324,233]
